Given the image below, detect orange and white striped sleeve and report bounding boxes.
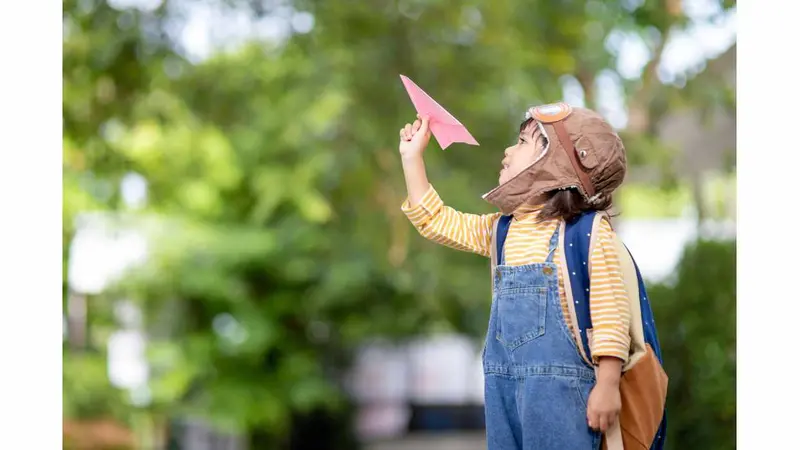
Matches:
[588,218,632,363]
[401,184,500,258]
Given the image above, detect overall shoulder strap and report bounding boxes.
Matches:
[489,216,510,292]
[490,215,513,291]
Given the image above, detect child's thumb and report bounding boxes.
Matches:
[419,115,431,135]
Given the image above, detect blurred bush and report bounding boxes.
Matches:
[648,239,736,450]
[63,350,135,450]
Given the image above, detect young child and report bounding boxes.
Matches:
[398,103,631,450]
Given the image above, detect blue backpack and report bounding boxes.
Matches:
[495,211,667,450]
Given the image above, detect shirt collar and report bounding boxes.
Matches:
[513,203,544,219]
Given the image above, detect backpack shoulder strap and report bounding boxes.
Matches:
[495,215,513,266]
[623,244,665,365]
[562,210,604,365]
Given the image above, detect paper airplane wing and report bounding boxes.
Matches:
[400,75,479,150]
[429,123,480,149]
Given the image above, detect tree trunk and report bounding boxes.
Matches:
[690,174,706,226]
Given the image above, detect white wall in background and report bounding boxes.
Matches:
[616,218,736,282]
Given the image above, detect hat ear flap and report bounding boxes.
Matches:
[574,135,599,170]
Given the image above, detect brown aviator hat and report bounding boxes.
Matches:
[483,103,627,215]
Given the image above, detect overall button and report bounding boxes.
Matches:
[543,267,554,275]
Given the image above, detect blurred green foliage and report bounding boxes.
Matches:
[649,239,736,450]
[63,0,736,448]
[64,351,132,420]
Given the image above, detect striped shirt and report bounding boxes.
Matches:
[402,184,631,363]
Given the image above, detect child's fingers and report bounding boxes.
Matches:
[401,124,412,141]
[411,119,421,134]
[586,411,597,430]
[598,414,609,432]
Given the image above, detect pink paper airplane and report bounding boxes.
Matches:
[400,75,479,150]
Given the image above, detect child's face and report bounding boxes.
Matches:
[499,122,547,185]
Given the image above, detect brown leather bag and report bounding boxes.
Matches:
[602,344,668,450]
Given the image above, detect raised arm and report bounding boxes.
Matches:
[402,184,499,257]
[399,116,499,257]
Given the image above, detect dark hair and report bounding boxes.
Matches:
[519,117,535,133]
[537,188,613,223]
[519,117,547,145]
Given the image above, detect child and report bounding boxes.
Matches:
[398,103,631,450]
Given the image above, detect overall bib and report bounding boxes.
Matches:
[483,226,601,450]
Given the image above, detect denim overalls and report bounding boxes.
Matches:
[483,226,601,450]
